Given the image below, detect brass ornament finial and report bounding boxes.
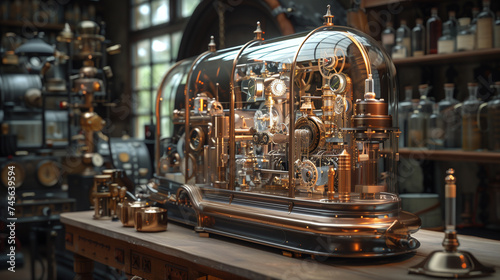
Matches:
[323,5,334,26]
[254,21,263,40]
[445,168,455,185]
[208,36,216,52]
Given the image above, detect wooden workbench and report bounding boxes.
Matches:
[61,211,500,280]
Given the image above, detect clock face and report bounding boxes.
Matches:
[92,153,104,167]
[1,162,25,188]
[37,160,60,187]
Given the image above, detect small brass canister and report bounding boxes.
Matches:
[119,200,149,227]
[134,207,168,232]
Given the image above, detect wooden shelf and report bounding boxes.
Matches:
[364,0,409,8]
[0,20,65,31]
[393,48,500,66]
[398,148,500,163]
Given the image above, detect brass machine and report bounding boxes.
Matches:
[151,6,421,257]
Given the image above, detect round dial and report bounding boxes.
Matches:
[1,162,25,188]
[253,106,280,133]
[245,78,264,101]
[329,73,347,93]
[189,126,205,152]
[301,160,318,188]
[92,153,104,167]
[37,160,60,187]
[269,79,287,97]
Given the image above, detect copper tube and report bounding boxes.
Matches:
[338,149,351,202]
[327,167,335,200]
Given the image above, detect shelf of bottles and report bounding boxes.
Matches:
[382,0,500,62]
[399,82,500,155]
[393,47,500,66]
[398,149,500,164]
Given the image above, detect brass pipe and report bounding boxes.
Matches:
[338,149,351,202]
[327,167,335,201]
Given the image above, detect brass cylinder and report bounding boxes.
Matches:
[327,167,335,200]
[338,149,351,202]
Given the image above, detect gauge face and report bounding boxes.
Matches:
[244,78,264,101]
[301,160,318,188]
[1,162,25,188]
[189,127,205,152]
[37,160,60,187]
[92,153,104,167]
[329,73,347,93]
[270,79,287,97]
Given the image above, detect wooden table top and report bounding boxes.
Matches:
[61,211,500,280]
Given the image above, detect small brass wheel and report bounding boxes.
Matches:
[189,126,205,152]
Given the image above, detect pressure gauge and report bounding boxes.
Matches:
[92,153,104,167]
[189,126,205,152]
[269,79,287,97]
[1,162,25,188]
[244,78,264,101]
[329,73,347,93]
[37,160,60,187]
[301,160,318,188]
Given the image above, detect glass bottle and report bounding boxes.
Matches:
[494,11,500,48]
[408,106,425,147]
[418,84,434,146]
[427,7,442,54]
[476,0,494,49]
[398,86,414,147]
[457,17,475,51]
[427,104,443,149]
[392,37,408,59]
[439,83,461,148]
[412,18,426,56]
[438,19,456,54]
[397,19,412,55]
[487,82,500,151]
[462,83,483,151]
[382,21,395,54]
[446,11,459,37]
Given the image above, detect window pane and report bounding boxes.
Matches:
[135,90,152,115]
[182,0,200,18]
[171,31,182,60]
[135,115,151,139]
[133,39,150,65]
[152,34,171,62]
[133,66,152,89]
[152,0,169,25]
[132,3,151,30]
[153,63,171,88]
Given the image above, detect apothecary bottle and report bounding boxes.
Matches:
[494,11,500,48]
[427,7,442,54]
[457,17,475,51]
[487,82,500,151]
[392,37,408,59]
[382,21,395,54]
[462,83,483,151]
[399,86,414,147]
[438,20,456,54]
[397,19,412,55]
[476,0,494,49]
[438,83,461,148]
[412,18,426,56]
[427,104,443,149]
[408,106,426,147]
[418,84,434,146]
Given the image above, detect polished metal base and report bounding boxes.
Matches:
[409,250,495,278]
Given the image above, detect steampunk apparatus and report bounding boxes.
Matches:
[152,7,421,257]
